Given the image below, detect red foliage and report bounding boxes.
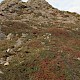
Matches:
[46,28,70,37]
[33,58,56,80]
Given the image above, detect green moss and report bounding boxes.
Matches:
[39,50,56,60]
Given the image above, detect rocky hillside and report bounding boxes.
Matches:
[0,0,80,80]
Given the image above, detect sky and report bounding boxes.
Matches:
[46,0,80,14]
[0,0,80,14]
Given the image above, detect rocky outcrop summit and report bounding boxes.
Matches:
[0,0,80,80]
[0,0,80,34]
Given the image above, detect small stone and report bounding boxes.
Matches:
[41,42,45,45]
[6,33,14,40]
[0,70,4,74]
[46,36,49,39]
[43,35,46,37]
[17,47,23,52]
[16,34,19,37]
[77,57,80,61]
[6,48,10,53]
[31,26,38,29]
[4,62,9,66]
[58,50,63,53]
[21,33,28,38]
[0,58,6,64]
[6,56,13,62]
[72,28,79,31]
[6,48,14,54]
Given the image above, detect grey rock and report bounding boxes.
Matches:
[14,38,24,48]
[0,33,6,40]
